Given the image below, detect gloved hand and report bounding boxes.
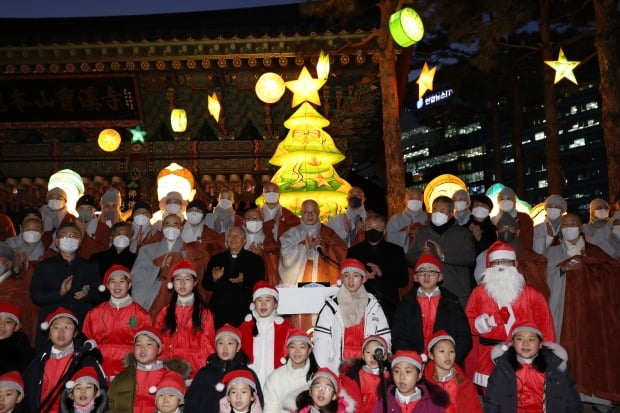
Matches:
[492,307,510,325]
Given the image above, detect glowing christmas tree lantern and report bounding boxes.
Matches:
[48,169,84,215]
[255,72,286,104]
[170,109,187,133]
[423,174,466,211]
[208,93,221,122]
[389,7,424,47]
[485,183,532,217]
[97,129,121,152]
[530,202,547,226]
[316,50,330,81]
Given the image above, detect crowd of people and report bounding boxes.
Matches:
[1,164,619,413]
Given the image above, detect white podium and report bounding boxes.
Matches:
[276,285,339,315]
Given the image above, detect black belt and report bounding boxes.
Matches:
[479,337,504,346]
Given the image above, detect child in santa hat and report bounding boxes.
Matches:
[23,307,106,413]
[0,302,33,374]
[154,259,215,379]
[293,368,357,413]
[185,324,263,413]
[313,258,391,373]
[423,331,481,413]
[372,350,448,413]
[264,328,319,413]
[239,281,294,386]
[485,320,582,413]
[0,371,25,413]
[82,265,151,380]
[153,373,186,413]
[217,370,262,413]
[60,366,107,413]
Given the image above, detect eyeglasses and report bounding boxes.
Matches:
[489,259,516,267]
[311,384,335,393]
[416,270,440,277]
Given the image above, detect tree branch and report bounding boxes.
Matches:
[336,31,380,53]
[497,41,540,51]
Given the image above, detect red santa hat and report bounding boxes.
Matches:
[215,369,257,392]
[0,371,24,394]
[510,320,543,339]
[167,259,197,290]
[98,264,131,292]
[215,324,242,347]
[311,368,339,393]
[150,372,186,403]
[414,253,442,273]
[281,328,313,365]
[362,335,389,354]
[252,280,279,302]
[134,327,163,353]
[0,302,21,325]
[41,307,78,330]
[486,241,517,268]
[391,350,427,371]
[65,366,100,390]
[340,258,366,278]
[426,330,456,353]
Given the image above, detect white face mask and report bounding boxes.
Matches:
[613,226,620,238]
[48,199,64,211]
[454,201,468,212]
[264,192,279,204]
[23,230,42,244]
[166,203,182,215]
[594,209,609,220]
[472,207,490,220]
[546,208,562,221]
[218,199,233,209]
[112,235,130,249]
[431,212,449,226]
[163,227,181,242]
[58,237,80,253]
[407,200,422,212]
[246,221,263,233]
[499,200,514,212]
[186,212,204,225]
[133,214,150,227]
[561,227,581,242]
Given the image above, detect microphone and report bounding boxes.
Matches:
[82,339,97,351]
[374,346,385,362]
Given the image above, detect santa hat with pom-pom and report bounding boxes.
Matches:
[99,264,131,293]
[215,324,242,347]
[414,253,442,273]
[486,241,517,268]
[65,366,100,390]
[134,327,163,353]
[311,368,339,393]
[337,258,367,286]
[0,371,24,395]
[150,372,186,404]
[498,319,544,352]
[166,259,197,290]
[362,335,389,354]
[280,328,313,365]
[0,302,21,325]
[249,281,279,310]
[391,350,427,371]
[427,330,455,353]
[215,369,257,393]
[41,307,78,331]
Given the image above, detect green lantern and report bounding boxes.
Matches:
[389,7,424,47]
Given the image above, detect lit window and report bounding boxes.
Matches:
[569,138,586,149]
[538,180,548,188]
[534,132,545,141]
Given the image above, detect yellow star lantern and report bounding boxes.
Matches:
[285,66,326,108]
[208,93,221,122]
[417,62,436,99]
[316,50,330,81]
[545,48,580,85]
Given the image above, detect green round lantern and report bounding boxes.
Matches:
[389,7,424,47]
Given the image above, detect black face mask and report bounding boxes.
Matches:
[499,231,516,243]
[365,229,383,243]
[349,196,363,209]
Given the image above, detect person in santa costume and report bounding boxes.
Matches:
[217,369,263,413]
[60,366,108,413]
[0,370,26,413]
[152,372,186,413]
[239,281,294,386]
[464,241,555,388]
[313,258,391,373]
[154,258,216,379]
[82,265,152,380]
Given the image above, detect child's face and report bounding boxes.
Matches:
[156,393,181,413]
[512,331,542,359]
[0,387,24,413]
[49,317,77,350]
[70,383,99,407]
[342,271,363,293]
[414,266,442,293]
[430,340,456,375]
[134,334,160,364]
[227,382,253,411]
[254,295,277,318]
[392,361,420,396]
[0,315,19,340]
[287,340,311,368]
[362,341,383,369]
[172,273,196,298]
[310,377,337,408]
[216,335,240,361]
[107,273,131,299]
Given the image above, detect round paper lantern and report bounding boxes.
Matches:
[423,174,466,212]
[98,129,121,152]
[170,108,187,133]
[255,72,286,104]
[389,7,424,47]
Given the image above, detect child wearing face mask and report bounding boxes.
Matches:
[74,195,111,260]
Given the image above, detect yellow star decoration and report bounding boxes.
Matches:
[417,62,437,99]
[545,48,580,85]
[285,66,326,108]
[208,93,221,122]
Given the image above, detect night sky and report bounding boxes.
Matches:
[0,0,299,18]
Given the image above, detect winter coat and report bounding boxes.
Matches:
[342,360,389,413]
[313,292,391,373]
[391,287,471,366]
[0,331,33,374]
[372,382,449,413]
[59,388,108,413]
[484,343,583,413]
[424,361,481,413]
[184,351,264,413]
[263,359,311,413]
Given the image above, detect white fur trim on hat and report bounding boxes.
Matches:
[426,334,455,353]
[280,357,287,365]
[488,249,516,263]
[156,386,185,402]
[252,286,279,301]
[215,382,225,392]
[420,353,428,363]
[65,380,76,389]
[167,281,174,290]
[98,285,106,293]
[275,316,284,325]
[40,321,50,330]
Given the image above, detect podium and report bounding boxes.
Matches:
[277,285,339,332]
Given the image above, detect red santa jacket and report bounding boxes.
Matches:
[424,360,482,413]
[239,315,293,369]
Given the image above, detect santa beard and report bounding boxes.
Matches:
[482,265,525,307]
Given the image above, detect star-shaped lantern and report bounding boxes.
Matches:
[544,48,580,85]
[416,62,436,99]
[128,125,147,144]
[285,66,326,108]
[208,93,221,122]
